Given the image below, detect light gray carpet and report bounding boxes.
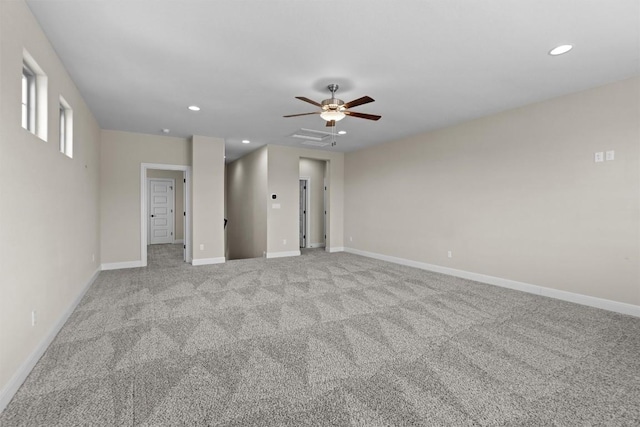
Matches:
[2,248,639,426]
[147,243,185,268]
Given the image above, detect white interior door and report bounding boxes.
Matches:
[182,173,186,260]
[149,178,174,244]
[323,178,327,245]
[299,179,307,248]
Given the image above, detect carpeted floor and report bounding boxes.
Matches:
[147,243,185,269]
[2,247,639,426]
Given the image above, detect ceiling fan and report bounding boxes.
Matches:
[284,84,381,127]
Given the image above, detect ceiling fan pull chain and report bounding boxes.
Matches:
[332,120,337,146]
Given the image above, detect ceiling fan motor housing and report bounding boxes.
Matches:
[321,98,345,112]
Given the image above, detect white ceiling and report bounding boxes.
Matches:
[26,0,640,162]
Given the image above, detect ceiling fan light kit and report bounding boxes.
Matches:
[319,84,346,122]
[284,83,381,127]
[320,110,346,121]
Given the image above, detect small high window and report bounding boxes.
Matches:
[22,64,36,132]
[22,49,48,141]
[59,96,73,158]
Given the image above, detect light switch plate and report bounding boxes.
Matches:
[606,150,615,161]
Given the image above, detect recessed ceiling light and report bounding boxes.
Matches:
[188,105,200,111]
[549,44,573,56]
[161,128,170,134]
[338,130,347,135]
[242,140,250,144]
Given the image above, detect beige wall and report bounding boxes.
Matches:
[345,77,640,306]
[300,158,326,247]
[226,146,268,259]
[100,130,190,263]
[147,169,184,241]
[191,135,225,262]
[267,145,344,255]
[0,0,101,396]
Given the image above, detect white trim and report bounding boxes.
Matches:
[328,247,344,253]
[174,239,184,244]
[183,176,187,260]
[266,250,301,259]
[141,163,192,266]
[344,247,640,318]
[308,242,326,248]
[323,176,327,247]
[0,268,100,414]
[101,260,145,270]
[299,176,311,249]
[192,257,226,266]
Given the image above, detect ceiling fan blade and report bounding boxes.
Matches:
[283,112,320,118]
[343,96,375,109]
[326,120,336,127]
[345,111,381,121]
[296,96,322,108]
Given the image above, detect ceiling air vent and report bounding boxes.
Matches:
[290,128,332,141]
[301,140,331,147]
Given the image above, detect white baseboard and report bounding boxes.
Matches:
[0,268,101,414]
[266,250,301,259]
[328,247,344,253]
[101,260,144,270]
[344,247,640,318]
[307,243,326,249]
[192,257,225,266]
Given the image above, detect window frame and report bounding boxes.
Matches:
[22,49,48,141]
[59,103,66,152]
[22,64,36,132]
[59,96,73,158]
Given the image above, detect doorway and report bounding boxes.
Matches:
[299,158,327,249]
[146,171,183,267]
[141,163,192,267]
[299,178,309,248]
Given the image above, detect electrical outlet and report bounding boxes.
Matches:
[447,251,452,258]
[31,310,36,327]
[594,152,604,163]
[349,236,353,242]
[606,150,615,161]
[283,239,287,245]
[199,244,204,251]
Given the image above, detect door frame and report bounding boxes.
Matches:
[141,163,192,266]
[299,177,311,248]
[323,176,327,247]
[299,158,330,251]
[323,160,330,251]
[147,178,175,245]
